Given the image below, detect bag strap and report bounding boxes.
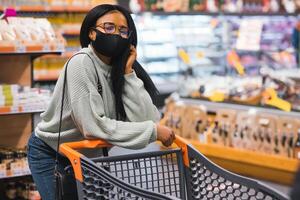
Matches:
[54,52,103,171]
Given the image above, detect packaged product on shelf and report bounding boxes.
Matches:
[294,129,300,159]
[0,17,65,52]
[0,85,51,112]
[232,112,257,150]
[0,149,14,177]
[0,20,17,51]
[0,0,116,7]
[277,117,299,158]
[0,150,6,177]
[182,105,207,140]
[28,182,41,200]
[15,181,25,200]
[0,147,29,177]
[3,180,41,200]
[10,149,29,176]
[255,114,277,155]
[169,103,185,136]
[212,109,236,146]
[5,182,17,200]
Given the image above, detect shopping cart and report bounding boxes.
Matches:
[59,136,289,200]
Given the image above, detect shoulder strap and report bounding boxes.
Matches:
[55,52,102,164]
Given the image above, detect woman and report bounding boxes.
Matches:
[27,4,175,200]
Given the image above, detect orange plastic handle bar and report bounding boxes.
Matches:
[60,135,188,150]
[60,139,113,150]
[59,135,190,182]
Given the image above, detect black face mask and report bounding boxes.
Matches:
[91,28,130,58]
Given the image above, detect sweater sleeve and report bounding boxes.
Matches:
[123,71,161,122]
[67,55,157,149]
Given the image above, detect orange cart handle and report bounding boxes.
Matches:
[60,135,189,151]
[59,135,190,182]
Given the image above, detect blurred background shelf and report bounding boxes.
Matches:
[190,141,299,185]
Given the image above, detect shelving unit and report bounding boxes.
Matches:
[171,97,300,185]
[0,49,63,148]
[0,106,46,115]
[2,2,300,190]
[181,98,300,117]
[190,141,298,185]
[0,172,31,180]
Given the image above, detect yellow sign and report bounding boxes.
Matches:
[263,88,291,112]
[208,91,225,102]
[227,50,245,76]
[178,48,190,65]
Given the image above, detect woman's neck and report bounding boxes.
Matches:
[92,46,111,65]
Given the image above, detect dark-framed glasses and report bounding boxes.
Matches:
[95,22,131,38]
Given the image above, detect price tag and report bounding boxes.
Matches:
[10,106,19,113]
[263,88,291,112]
[43,44,50,52]
[208,91,225,102]
[56,43,65,51]
[15,44,26,53]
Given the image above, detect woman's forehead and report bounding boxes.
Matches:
[97,11,128,27]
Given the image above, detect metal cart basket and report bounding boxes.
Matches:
[60,136,289,200]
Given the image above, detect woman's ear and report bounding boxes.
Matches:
[89,29,96,41]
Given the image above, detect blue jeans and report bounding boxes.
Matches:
[27,133,72,200]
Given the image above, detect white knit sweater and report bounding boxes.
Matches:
[35,45,159,150]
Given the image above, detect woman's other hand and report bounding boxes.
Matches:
[125,45,137,74]
[156,124,175,147]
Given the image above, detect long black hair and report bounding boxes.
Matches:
[80,4,159,121]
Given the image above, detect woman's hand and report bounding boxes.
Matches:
[156,123,175,147]
[125,45,137,74]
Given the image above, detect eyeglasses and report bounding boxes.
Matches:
[95,22,131,38]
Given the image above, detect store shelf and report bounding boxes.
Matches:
[190,140,299,185]
[0,105,46,115]
[0,172,31,180]
[41,51,75,59]
[139,11,299,16]
[62,29,80,36]
[34,70,61,81]
[180,97,300,117]
[0,5,92,13]
[0,44,64,56]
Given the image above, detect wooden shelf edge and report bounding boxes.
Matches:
[0,5,92,12]
[34,69,61,81]
[0,173,31,180]
[190,140,299,173]
[62,29,80,36]
[41,51,75,59]
[0,105,45,115]
[34,75,59,82]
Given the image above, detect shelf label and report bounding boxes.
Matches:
[56,43,65,52]
[43,44,50,52]
[15,44,26,53]
[236,19,263,51]
[10,106,19,113]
